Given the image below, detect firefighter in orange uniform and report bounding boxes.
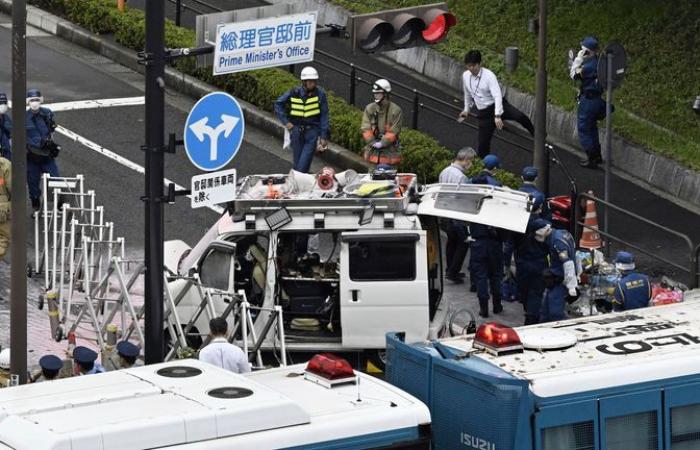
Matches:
[361,79,403,167]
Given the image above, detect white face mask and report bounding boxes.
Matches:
[29,100,41,111]
[373,92,384,104]
[0,105,7,114]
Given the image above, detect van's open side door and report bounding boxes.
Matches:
[418,184,533,233]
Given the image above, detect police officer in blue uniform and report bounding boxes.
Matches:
[34,354,63,382]
[512,205,549,325]
[472,154,501,186]
[519,166,551,220]
[469,154,504,317]
[73,346,105,375]
[533,220,579,322]
[570,37,605,168]
[26,89,61,210]
[0,93,11,159]
[274,67,330,173]
[116,341,141,369]
[612,251,652,311]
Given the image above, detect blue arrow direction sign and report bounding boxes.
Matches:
[184,92,245,171]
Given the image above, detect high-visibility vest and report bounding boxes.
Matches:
[289,95,320,118]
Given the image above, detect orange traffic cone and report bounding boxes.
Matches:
[579,191,602,249]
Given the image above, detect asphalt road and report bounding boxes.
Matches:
[140,0,700,285]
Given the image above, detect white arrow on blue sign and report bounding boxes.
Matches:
[184,92,245,171]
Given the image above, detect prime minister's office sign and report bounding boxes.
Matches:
[213,12,318,75]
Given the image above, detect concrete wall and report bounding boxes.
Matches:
[269,0,700,210]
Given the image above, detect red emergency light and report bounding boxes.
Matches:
[421,10,457,44]
[305,353,356,388]
[473,322,524,355]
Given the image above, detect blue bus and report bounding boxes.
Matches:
[386,301,700,450]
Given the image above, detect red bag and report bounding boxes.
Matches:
[650,284,683,306]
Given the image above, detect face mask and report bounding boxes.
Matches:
[373,93,384,104]
[29,100,41,111]
[0,105,7,114]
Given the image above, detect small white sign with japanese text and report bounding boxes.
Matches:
[191,168,237,209]
[214,11,317,75]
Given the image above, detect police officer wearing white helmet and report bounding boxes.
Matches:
[361,79,403,167]
[274,67,330,173]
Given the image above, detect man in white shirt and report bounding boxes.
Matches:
[457,50,534,158]
[198,317,251,374]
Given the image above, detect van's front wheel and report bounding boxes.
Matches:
[364,349,387,373]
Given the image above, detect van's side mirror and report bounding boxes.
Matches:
[198,240,237,292]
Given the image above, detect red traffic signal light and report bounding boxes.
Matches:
[349,2,457,53]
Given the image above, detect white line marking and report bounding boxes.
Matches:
[55,125,224,215]
[6,97,145,111]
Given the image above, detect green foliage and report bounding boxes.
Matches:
[33,0,520,185]
[330,0,700,170]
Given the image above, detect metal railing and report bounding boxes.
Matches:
[575,192,697,288]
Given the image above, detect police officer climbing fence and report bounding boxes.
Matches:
[533,220,580,323]
[612,251,652,311]
[0,93,11,159]
[361,79,403,167]
[275,67,330,173]
[26,89,61,211]
[570,37,608,169]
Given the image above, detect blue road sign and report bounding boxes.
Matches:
[184,92,245,171]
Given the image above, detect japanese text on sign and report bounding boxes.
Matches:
[214,12,317,75]
[191,169,237,209]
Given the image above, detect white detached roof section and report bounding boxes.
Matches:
[418,184,533,233]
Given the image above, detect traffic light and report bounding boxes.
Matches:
[348,2,457,53]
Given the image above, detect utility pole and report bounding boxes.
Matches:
[533,0,549,196]
[10,0,28,384]
[143,0,166,363]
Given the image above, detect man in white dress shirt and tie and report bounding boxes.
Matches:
[457,50,534,158]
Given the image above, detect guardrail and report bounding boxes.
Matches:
[575,192,697,288]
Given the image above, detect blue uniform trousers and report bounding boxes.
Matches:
[540,283,567,323]
[291,125,320,173]
[577,96,604,159]
[27,158,60,201]
[469,238,503,313]
[516,261,546,325]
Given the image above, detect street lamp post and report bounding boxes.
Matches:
[533,0,549,197]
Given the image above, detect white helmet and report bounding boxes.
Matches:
[372,79,392,94]
[0,349,9,370]
[300,66,319,81]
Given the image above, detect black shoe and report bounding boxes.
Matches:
[456,272,466,278]
[493,305,503,314]
[470,284,477,292]
[479,310,489,318]
[578,158,599,169]
[446,275,464,284]
[30,197,40,211]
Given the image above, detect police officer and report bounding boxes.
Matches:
[274,67,330,173]
[612,251,652,311]
[73,346,105,375]
[472,154,502,186]
[512,209,549,325]
[0,155,10,260]
[439,147,475,283]
[32,355,63,382]
[533,220,579,322]
[0,93,11,159]
[518,166,551,220]
[361,79,403,167]
[26,89,61,211]
[570,37,605,168]
[116,341,140,369]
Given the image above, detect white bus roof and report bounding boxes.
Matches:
[438,302,700,398]
[0,360,429,450]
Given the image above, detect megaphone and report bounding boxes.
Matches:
[289,170,316,193]
[335,169,358,187]
[317,167,336,191]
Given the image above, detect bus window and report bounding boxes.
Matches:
[605,411,658,450]
[670,403,700,450]
[541,421,594,450]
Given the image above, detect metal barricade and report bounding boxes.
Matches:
[575,192,697,288]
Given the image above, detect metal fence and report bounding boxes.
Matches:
[575,192,698,288]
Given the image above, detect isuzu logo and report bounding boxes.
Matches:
[461,432,496,450]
